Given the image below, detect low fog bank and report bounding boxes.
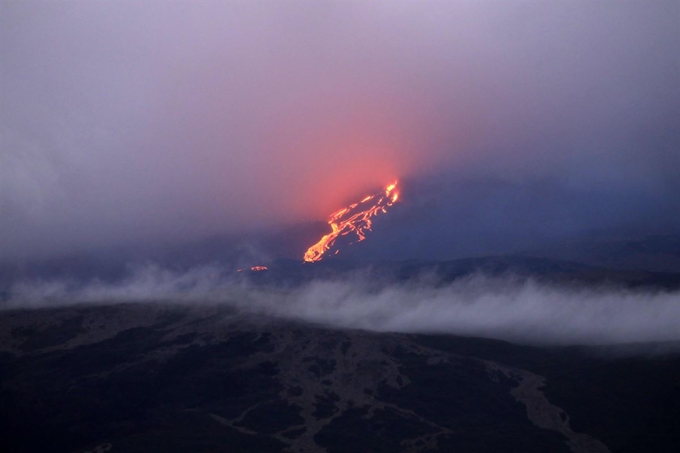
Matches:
[4,265,680,348]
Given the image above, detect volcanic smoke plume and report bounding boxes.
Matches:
[303,181,400,262]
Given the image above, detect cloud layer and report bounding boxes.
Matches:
[6,265,680,347]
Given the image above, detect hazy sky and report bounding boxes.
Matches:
[2,1,678,261]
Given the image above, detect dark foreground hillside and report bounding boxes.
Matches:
[1,303,678,453]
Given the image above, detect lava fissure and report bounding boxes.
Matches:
[303,181,400,262]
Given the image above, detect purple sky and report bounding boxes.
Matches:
[1,1,678,261]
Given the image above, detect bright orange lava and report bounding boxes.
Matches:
[303,180,400,263]
[237,266,269,272]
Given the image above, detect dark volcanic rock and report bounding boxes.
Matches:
[0,303,678,453]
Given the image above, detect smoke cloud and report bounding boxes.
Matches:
[6,265,680,347]
[2,1,679,261]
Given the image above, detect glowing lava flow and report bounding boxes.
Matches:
[237,266,268,272]
[303,181,400,263]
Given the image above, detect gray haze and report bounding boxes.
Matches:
[1,1,679,261]
[6,266,680,346]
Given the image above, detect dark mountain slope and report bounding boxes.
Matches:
[1,303,678,452]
